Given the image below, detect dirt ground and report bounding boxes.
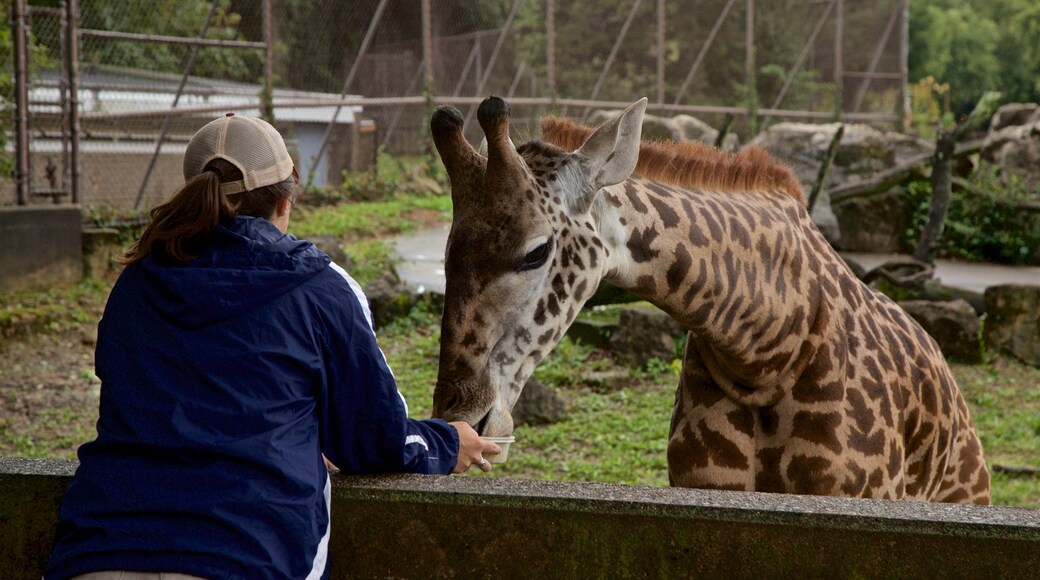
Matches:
[0,311,103,459]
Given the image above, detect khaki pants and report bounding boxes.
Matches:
[70,573,208,580]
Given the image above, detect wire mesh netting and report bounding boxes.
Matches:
[3,0,907,212]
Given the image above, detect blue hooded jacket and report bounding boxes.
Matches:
[45,216,458,580]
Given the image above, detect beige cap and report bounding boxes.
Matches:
[183,113,295,195]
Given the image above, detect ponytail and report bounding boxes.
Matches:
[122,162,297,265]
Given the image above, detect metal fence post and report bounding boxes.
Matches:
[421,0,434,90]
[657,0,665,105]
[66,0,81,205]
[132,0,218,210]
[546,0,556,100]
[12,0,31,206]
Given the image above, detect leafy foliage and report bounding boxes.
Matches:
[909,0,1040,114]
[83,204,150,246]
[904,167,1040,263]
[301,150,448,206]
[0,0,56,181]
[79,0,261,82]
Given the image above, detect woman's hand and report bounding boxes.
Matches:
[450,421,502,474]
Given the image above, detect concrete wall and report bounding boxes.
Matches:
[2,457,1039,579]
[0,206,82,293]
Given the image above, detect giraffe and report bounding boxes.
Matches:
[429,95,990,504]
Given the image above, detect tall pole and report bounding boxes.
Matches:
[672,0,738,106]
[60,2,69,199]
[546,0,556,99]
[657,0,665,104]
[579,0,644,122]
[852,0,902,113]
[133,0,218,209]
[307,0,389,186]
[262,0,274,122]
[745,0,757,132]
[834,0,844,113]
[899,0,909,129]
[421,0,434,90]
[67,0,81,204]
[12,0,31,205]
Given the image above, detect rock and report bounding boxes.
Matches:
[364,272,417,329]
[898,299,982,363]
[80,326,98,346]
[638,112,680,141]
[585,280,640,307]
[983,284,1040,367]
[751,123,932,246]
[672,114,739,150]
[585,369,632,390]
[589,110,736,149]
[990,103,1040,131]
[841,256,868,280]
[511,378,566,426]
[309,235,352,270]
[831,189,913,253]
[81,228,121,280]
[565,319,616,349]
[980,120,1040,188]
[608,305,684,368]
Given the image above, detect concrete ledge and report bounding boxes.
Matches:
[0,205,83,293]
[3,457,1038,578]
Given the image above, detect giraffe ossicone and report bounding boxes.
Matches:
[430,96,990,504]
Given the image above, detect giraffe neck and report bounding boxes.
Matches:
[594,178,832,406]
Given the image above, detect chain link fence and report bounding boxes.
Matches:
[4,0,907,213]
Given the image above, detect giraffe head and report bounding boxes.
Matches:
[430,96,647,435]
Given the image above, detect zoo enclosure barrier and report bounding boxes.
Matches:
[5,0,908,213]
[2,458,1040,578]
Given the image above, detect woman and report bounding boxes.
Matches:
[45,114,498,580]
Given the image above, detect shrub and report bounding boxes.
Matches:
[904,166,1040,263]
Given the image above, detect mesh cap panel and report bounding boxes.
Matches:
[183,114,294,194]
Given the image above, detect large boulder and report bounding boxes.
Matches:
[364,272,417,329]
[588,110,738,150]
[565,319,616,349]
[983,284,1040,367]
[980,120,1040,188]
[511,378,566,426]
[898,299,982,363]
[81,227,121,280]
[989,103,1040,131]
[608,305,684,368]
[831,190,913,253]
[750,123,932,247]
[309,235,351,270]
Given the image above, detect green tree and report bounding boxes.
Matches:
[1,0,56,180]
[910,0,1040,114]
[80,0,261,83]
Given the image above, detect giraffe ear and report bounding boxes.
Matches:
[576,97,647,191]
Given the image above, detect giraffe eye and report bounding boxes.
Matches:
[518,241,552,272]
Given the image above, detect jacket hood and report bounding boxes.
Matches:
[137,216,331,328]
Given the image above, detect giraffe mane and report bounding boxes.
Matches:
[539,116,806,205]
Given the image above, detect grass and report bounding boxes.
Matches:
[291,193,451,242]
[0,278,110,339]
[379,302,1040,507]
[953,360,1040,506]
[0,407,96,458]
[3,189,1038,508]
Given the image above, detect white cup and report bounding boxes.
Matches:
[480,436,516,464]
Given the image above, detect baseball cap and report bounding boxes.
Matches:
[183,113,295,195]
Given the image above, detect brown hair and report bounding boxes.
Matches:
[540,116,806,204]
[122,159,298,265]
